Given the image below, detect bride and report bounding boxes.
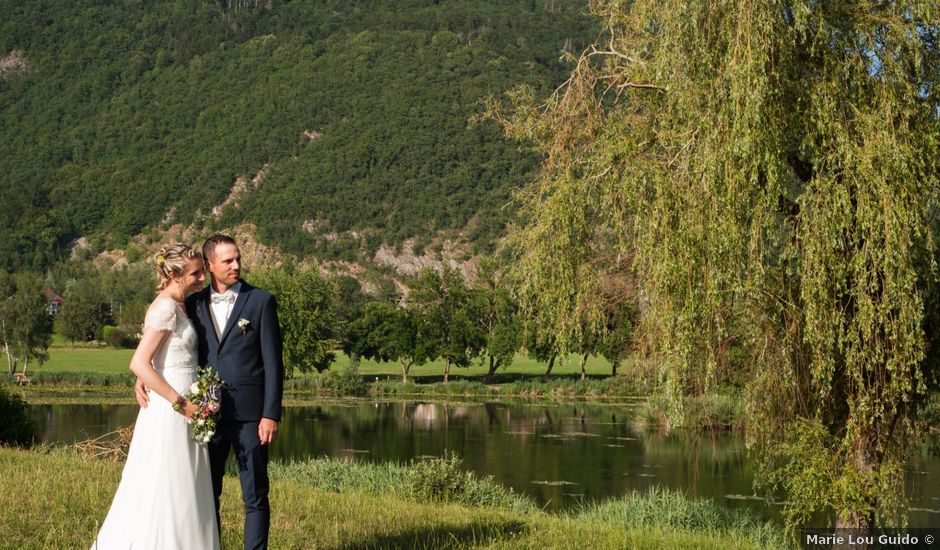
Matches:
[92,243,220,550]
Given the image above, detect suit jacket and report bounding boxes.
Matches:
[185,281,284,422]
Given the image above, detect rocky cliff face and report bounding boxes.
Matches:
[373,239,476,281]
[89,225,478,296]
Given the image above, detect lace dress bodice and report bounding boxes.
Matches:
[144,298,198,374]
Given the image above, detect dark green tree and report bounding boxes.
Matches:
[597,300,635,377]
[345,301,429,384]
[409,267,484,384]
[522,324,560,379]
[332,275,369,357]
[471,258,521,383]
[249,267,337,376]
[59,284,109,343]
[0,271,52,376]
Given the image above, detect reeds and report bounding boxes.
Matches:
[72,426,134,462]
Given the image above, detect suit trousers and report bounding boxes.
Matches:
[209,419,270,550]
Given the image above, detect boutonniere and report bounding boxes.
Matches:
[237,318,250,334]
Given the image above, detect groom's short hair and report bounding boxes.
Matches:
[203,234,238,261]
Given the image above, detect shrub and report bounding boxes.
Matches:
[320,361,367,396]
[409,451,468,503]
[685,393,742,430]
[0,384,36,446]
[634,391,743,432]
[105,327,127,348]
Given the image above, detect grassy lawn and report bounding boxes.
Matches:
[40,347,134,374]
[0,447,790,549]
[36,343,621,381]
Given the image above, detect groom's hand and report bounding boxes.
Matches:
[258,418,278,445]
[134,377,150,408]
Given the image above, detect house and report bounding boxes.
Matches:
[45,289,63,315]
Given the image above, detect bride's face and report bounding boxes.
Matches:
[176,257,206,295]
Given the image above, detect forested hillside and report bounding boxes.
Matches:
[0,0,596,271]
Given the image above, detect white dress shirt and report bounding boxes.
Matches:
[209,282,241,340]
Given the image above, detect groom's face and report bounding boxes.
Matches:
[206,242,241,291]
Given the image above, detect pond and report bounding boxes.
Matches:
[30,399,940,526]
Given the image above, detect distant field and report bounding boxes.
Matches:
[349,353,618,381]
[41,348,134,374]
[38,342,620,381]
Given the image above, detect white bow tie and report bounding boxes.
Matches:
[211,292,235,304]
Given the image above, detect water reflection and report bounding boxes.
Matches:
[30,400,940,525]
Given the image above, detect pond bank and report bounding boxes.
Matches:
[0,447,793,549]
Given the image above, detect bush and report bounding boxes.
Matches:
[634,391,743,432]
[409,451,468,503]
[105,327,127,348]
[320,361,367,396]
[0,384,36,446]
[684,393,742,430]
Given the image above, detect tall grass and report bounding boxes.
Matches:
[28,371,136,387]
[576,487,792,549]
[270,453,538,514]
[0,447,794,549]
[633,392,745,431]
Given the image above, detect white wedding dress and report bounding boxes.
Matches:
[92,298,220,550]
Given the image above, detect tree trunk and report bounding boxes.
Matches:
[2,316,13,375]
[400,359,413,384]
[833,439,877,549]
[484,355,498,384]
[444,357,450,384]
[543,354,556,378]
[612,359,619,377]
[22,355,28,377]
[580,353,588,381]
[4,340,13,376]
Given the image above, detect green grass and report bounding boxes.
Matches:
[36,342,619,380]
[633,392,745,432]
[21,344,649,403]
[38,347,134,375]
[0,447,794,549]
[347,353,619,381]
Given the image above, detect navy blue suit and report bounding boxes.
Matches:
[186,281,284,550]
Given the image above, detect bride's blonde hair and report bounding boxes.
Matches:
[154,243,201,291]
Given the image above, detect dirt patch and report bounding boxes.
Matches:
[0,50,27,77]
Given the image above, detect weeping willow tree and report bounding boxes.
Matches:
[491,0,940,530]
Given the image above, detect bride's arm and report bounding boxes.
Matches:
[129,328,197,419]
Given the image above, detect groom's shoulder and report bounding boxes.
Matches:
[240,281,274,301]
[246,283,275,303]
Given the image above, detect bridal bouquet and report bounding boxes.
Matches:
[187,367,223,444]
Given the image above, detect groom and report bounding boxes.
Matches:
[137,234,284,550]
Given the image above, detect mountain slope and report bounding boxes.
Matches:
[0,0,596,270]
